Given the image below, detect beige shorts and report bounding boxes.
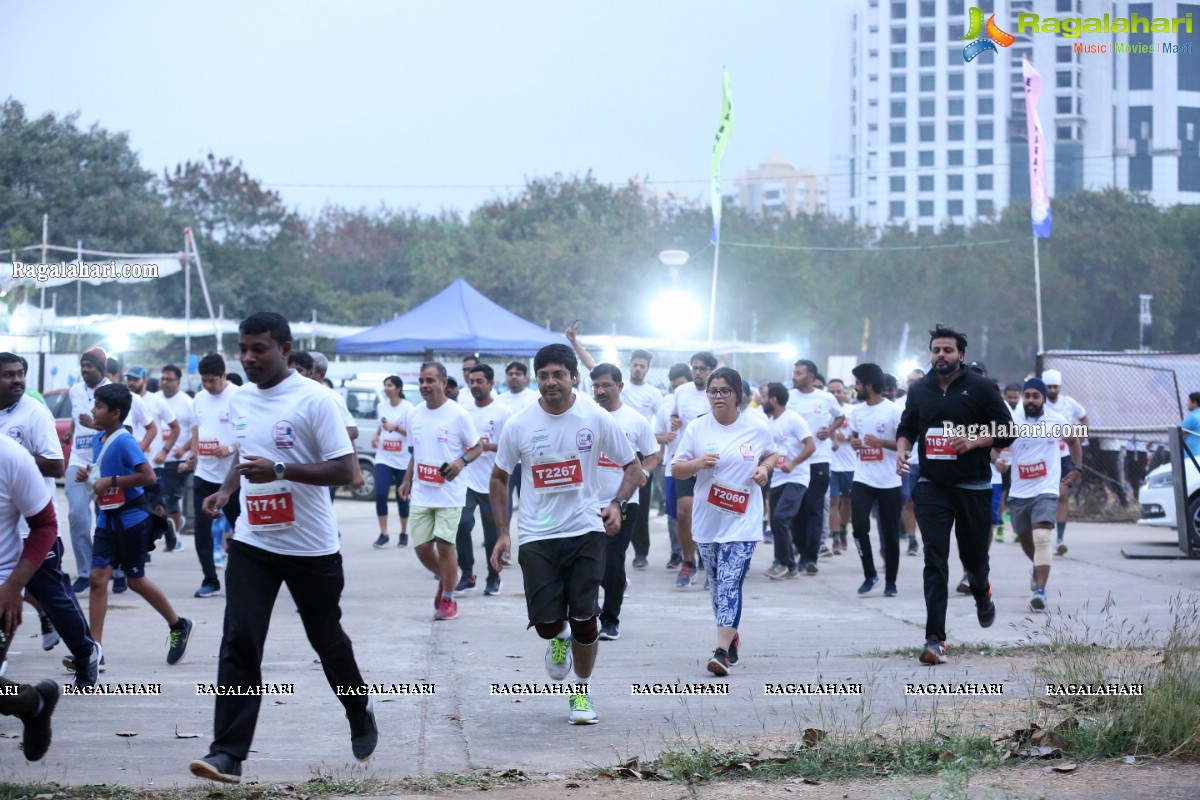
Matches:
[410,506,460,546]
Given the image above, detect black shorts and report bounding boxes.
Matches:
[675,475,697,499]
[518,531,605,627]
[91,517,153,579]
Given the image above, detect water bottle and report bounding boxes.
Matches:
[212,514,228,567]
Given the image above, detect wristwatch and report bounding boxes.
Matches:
[615,498,629,516]
[273,461,286,480]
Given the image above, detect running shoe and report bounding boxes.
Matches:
[955,574,972,594]
[1030,588,1047,612]
[63,648,106,675]
[40,615,60,651]
[994,524,1006,543]
[166,618,193,665]
[545,635,573,680]
[454,575,477,595]
[112,575,127,594]
[1056,540,1068,556]
[857,575,880,594]
[484,576,501,596]
[976,585,996,628]
[348,698,378,760]
[435,597,458,620]
[598,624,619,641]
[568,693,598,724]
[632,556,648,569]
[728,632,740,666]
[397,532,409,547]
[884,581,898,597]
[764,562,788,580]
[372,533,389,548]
[190,752,242,784]
[707,648,731,676]
[675,562,697,588]
[665,554,682,570]
[919,637,948,665]
[20,680,61,762]
[819,544,833,558]
[194,585,220,598]
[906,538,919,556]
[804,562,819,575]
[71,576,88,594]
[785,566,800,579]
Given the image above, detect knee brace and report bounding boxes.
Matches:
[1032,527,1054,567]
[569,615,599,646]
[534,621,568,640]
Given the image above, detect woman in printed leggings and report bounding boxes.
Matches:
[671,367,776,676]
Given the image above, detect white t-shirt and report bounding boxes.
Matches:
[375,397,414,470]
[497,388,539,417]
[671,413,774,544]
[1007,406,1070,499]
[141,391,177,449]
[463,399,510,495]
[158,390,195,458]
[193,384,241,484]
[230,372,353,556]
[495,396,635,542]
[406,400,480,508]
[0,436,53,581]
[127,393,159,448]
[787,388,842,464]
[597,404,655,505]
[849,399,902,489]
[672,382,710,429]
[1046,394,1086,454]
[2,395,63,494]
[621,382,663,423]
[831,403,857,473]
[767,409,814,488]
[67,377,110,468]
[654,398,680,463]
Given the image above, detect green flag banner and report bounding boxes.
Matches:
[710,69,734,244]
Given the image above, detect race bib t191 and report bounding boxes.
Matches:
[416,462,446,484]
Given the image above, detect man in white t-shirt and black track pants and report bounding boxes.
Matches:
[186,354,241,599]
[488,344,640,725]
[1001,378,1083,612]
[189,313,376,785]
[1040,369,1088,555]
[787,359,845,575]
[399,363,482,621]
[669,352,720,588]
[655,363,693,570]
[847,363,904,597]
[155,364,194,550]
[761,382,815,580]
[590,363,657,641]
[65,347,111,594]
[895,325,1015,666]
[827,378,855,555]
[620,350,662,569]
[0,352,100,687]
[454,363,509,597]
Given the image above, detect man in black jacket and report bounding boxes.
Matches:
[896,325,1015,665]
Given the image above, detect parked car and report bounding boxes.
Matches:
[42,388,73,468]
[1137,458,1200,541]
[338,382,385,502]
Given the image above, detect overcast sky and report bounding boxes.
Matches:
[4,1,840,217]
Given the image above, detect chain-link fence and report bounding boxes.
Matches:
[1037,351,1200,520]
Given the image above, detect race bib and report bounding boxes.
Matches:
[1059,440,1067,453]
[597,452,622,471]
[245,482,295,531]
[707,481,750,517]
[162,430,170,441]
[859,447,884,462]
[924,428,958,460]
[198,440,220,457]
[416,462,446,484]
[1018,460,1048,480]
[97,486,126,511]
[531,454,583,493]
[381,438,405,452]
[776,455,788,468]
[76,433,94,451]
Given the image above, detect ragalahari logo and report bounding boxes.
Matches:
[962,7,1015,62]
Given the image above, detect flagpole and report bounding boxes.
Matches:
[1033,233,1044,354]
[708,242,719,344]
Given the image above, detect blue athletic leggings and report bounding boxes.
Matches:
[697,540,756,629]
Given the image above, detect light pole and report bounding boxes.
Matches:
[658,249,689,282]
[652,249,693,340]
[1139,294,1153,351]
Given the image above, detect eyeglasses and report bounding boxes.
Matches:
[692,365,712,373]
[536,370,571,381]
[706,387,734,398]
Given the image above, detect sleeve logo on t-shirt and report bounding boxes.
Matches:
[273,421,296,448]
[576,428,594,453]
[740,442,756,460]
[5,426,22,445]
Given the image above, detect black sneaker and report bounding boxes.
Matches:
[919,637,947,665]
[454,575,477,595]
[632,555,648,569]
[112,574,128,594]
[484,576,501,596]
[71,576,89,594]
[707,648,731,676]
[598,624,620,641]
[40,614,60,651]
[348,698,378,761]
[166,618,193,665]
[397,533,409,547]
[189,751,243,784]
[804,562,819,575]
[976,593,996,629]
[372,533,389,549]
[906,538,919,556]
[666,554,682,570]
[728,633,740,666]
[21,679,61,761]
[857,576,880,594]
[884,582,898,597]
[76,642,102,689]
[955,574,972,594]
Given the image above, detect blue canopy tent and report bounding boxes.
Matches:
[335,278,567,356]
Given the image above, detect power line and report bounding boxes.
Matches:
[718,236,1027,253]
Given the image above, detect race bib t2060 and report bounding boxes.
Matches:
[707,481,750,517]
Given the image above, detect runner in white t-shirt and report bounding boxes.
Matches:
[153,365,193,548]
[187,354,241,599]
[590,363,657,641]
[847,364,903,597]
[454,364,509,597]
[189,313,375,784]
[787,359,845,574]
[370,376,414,549]
[761,382,815,580]
[668,352,719,587]
[489,344,639,726]
[1000,378,1083,611]
[1041,369,1089,555]
[65,348,111,592]
[497,361,539,517]
[654,364,694,569]
[399,363,482,621]
[672,367,775,677]
[826,379,855,553]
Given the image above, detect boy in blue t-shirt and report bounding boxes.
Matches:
[74,384,192,667]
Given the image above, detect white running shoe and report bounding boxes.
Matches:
[545,634,573,681]
[568,693,598,724]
